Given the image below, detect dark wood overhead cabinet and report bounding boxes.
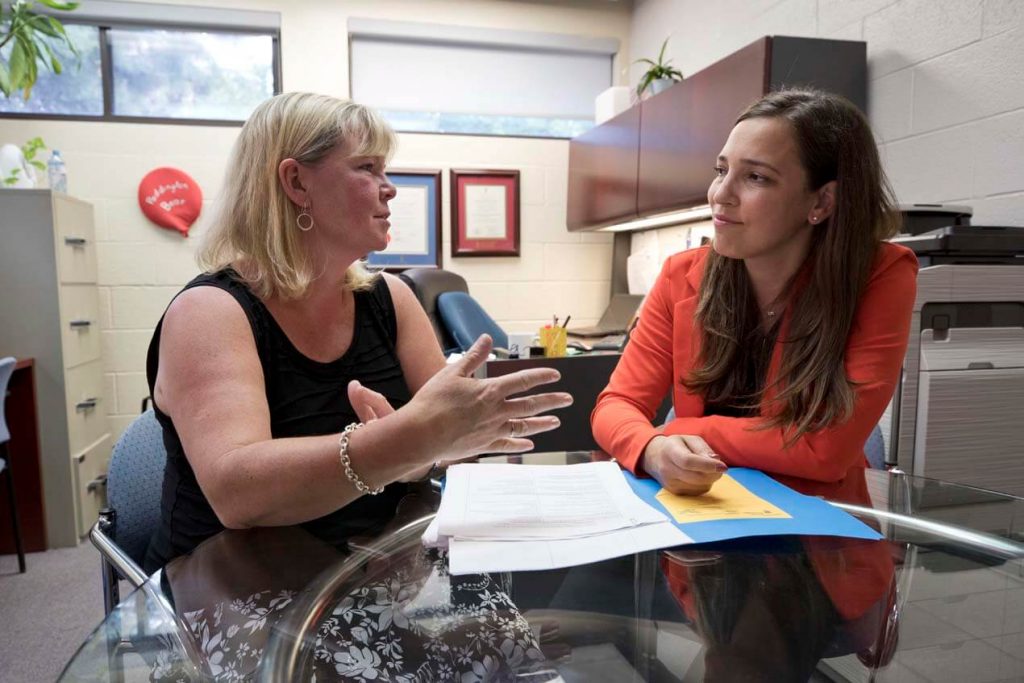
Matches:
[566,104,641,231]
[567,36,867,231]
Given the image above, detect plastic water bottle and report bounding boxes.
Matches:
[47,150,67,193]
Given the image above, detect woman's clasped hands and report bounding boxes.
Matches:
[642,434,728,496]
[348,334,573,471]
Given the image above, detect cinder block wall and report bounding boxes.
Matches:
[630,0,1024,226]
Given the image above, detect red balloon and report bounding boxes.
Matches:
[138,167,202,237]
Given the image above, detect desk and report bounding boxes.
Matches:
[485,354,672,452]
[60,458,1024,682]
[0,357,46,552]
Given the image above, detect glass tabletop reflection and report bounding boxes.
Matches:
[60,453,1024,683]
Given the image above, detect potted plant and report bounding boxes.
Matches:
[0,0,80,100]
[1,1,77,189]
[634,37,683,99]
[1,136,46,187]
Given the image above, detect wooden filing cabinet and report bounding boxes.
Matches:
[0,189,112,546]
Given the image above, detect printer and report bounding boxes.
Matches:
[887,206,1024,498]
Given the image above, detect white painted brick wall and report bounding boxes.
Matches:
[972,110,1024,197]
[885,124,975,202]
[863,0,983,79]
[818,0,895,36]
[911,26,1024,133]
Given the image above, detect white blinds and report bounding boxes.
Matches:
[349,19,617,122]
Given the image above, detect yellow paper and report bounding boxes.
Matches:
[655,474,791,524]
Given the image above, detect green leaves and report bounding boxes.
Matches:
[36,0,81,10]
[22,136,47,163]
[633,36,684,97]
[0,0,79,99]
[1,136,47,186]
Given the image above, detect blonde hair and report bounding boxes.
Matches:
[199,92,398,299]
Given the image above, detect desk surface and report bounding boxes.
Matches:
[61,456,1024,683]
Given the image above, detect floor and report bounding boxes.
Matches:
[0,542,107,683]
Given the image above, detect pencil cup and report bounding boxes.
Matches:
[539,326,567,358]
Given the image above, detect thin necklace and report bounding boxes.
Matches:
[762,294,786,318]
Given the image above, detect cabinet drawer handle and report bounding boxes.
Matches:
[87,473,108,493]
[64,236,88,246]
[76,397,99,412]
[69,319,92,329]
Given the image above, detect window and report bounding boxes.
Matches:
[349,19,618,139]
[0,23,103,116]
[108,28,275,120]
[0,3,280,124]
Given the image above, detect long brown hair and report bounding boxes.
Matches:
[686,89,901,444]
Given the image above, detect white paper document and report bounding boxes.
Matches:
[464,184,507,239]
[437,462,666,540]
[425,462,693,575]
[384,185,429,255]
[447,521,692,575]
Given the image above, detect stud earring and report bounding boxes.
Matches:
[809,215,819,224]
[297,201,314,232]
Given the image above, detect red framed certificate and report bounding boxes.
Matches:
[451,169,520,257]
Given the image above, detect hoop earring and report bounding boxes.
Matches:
[296,201,314,232]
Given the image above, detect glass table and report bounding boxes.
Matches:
[60,453,1024,682]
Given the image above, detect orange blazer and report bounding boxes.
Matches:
[592,242,919,482]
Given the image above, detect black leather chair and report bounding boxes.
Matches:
[398,268,469,354]
[0,356,25,573]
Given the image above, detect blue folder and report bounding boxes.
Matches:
[623,467,882,544]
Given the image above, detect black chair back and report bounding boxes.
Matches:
[398,269,469,353]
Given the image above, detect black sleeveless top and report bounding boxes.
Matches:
[143,270,412,572]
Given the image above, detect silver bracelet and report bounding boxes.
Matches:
[338,422,384,495]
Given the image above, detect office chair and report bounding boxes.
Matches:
[864,425,886,470]
[0,356,26,573]
[398,268,469,353]
[437,291,509,352]
[90,409,168,614]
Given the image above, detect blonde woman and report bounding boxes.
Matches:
[144,93,571,572]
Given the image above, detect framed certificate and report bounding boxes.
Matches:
[451,169,520,257]
[365,169,442,270]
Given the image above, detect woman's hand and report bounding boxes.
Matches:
[404,334,573,462]
[348,380,396,423]
[642,434,727,496]
[349,380,435,482]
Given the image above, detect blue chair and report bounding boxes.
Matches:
[864,424,886,470]
[0,356,26,573]
[91,409,168,614]
[437,291,509,353]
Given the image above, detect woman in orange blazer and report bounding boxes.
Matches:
[592,88,915,679]
[592,88,918,491]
